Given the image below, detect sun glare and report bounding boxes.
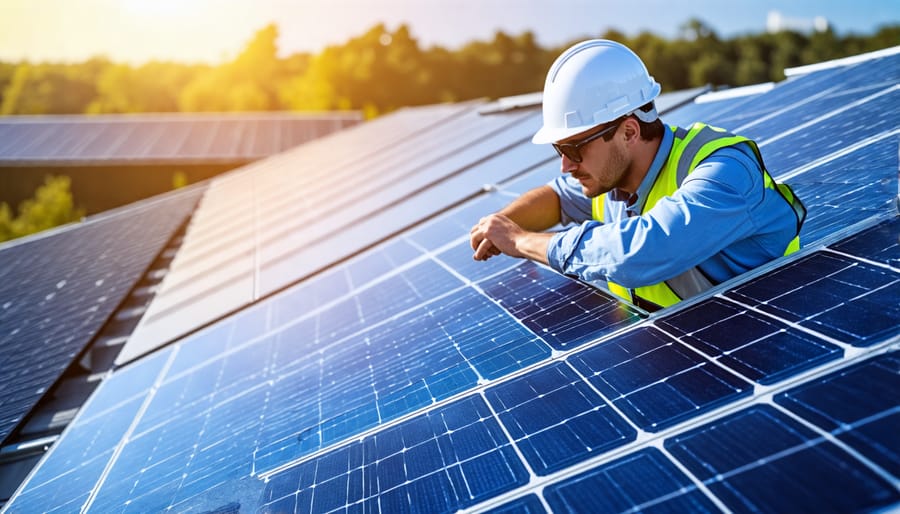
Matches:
[122,0,190,18]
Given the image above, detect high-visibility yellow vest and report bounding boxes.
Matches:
[591,122,806,310]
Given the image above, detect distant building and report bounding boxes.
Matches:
[767,10,830,33]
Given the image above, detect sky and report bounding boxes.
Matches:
[1,0,898,65]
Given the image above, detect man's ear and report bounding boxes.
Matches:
[621,117,640,144]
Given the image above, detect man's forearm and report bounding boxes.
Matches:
[512,230,554,265]
[498,185,562,232]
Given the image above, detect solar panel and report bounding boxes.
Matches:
[0,113,362,165]
[828,215,900,267]
[774,351,900,477]
[484,361,636,475]
[758,87,899,173]
[726,251,900,347]
[480,264,643,351]
[120,104,550,365]
[662,86,769,128]
[543,448,719,513]
[0,188,202,445]
[657,297,843,385]
[787,137,898,244]
[6,47,900,513]
[665,404,899,513]
[258,395,529,514]
[567,326,753,432]
[713,51,899,133]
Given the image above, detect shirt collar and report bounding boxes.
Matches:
[608,125,674,214]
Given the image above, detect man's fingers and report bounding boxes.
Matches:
[474,238,496,261]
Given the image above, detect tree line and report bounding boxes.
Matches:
[1,20,898,118]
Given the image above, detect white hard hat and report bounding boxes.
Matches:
[532,39,661,144]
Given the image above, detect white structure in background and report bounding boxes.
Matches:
[767,10,830,33]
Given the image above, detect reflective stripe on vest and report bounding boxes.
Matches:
[591,122,806,310]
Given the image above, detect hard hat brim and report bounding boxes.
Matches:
[531,124,597,145]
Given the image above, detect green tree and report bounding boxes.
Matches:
[87,61,198,113]
[0,176,85,242]
[0,61,17,108]
[1,58,109,114]
[281,24,434,117]
[180,24,287,111]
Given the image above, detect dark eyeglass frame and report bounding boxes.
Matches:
[552,122,619,163]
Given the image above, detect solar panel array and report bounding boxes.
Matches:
[6,47,899,512]
[0,113,362,166]
[0,187,203,446]
[116,102,553,364]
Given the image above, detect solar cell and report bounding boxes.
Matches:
[828,215,900,268]
[543,448,719,513]
[567,326,753,432]
[726,251,900,347]
[665,404,900,513]
[480,263,644,351]
[484,361,636,475]
[787,137,898,243]
[435,239,520,283]
[258,395,529,514]
[774,351,900,477]
[759,87,899,172]
[657,297,843,385]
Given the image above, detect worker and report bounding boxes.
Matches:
[470,39,805,311]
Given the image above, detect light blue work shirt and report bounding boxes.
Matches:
[546,125,798,289]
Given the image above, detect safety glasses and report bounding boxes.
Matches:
[552,122,619,163]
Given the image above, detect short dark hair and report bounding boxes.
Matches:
[632,102,664,141]
[600,102,664,143]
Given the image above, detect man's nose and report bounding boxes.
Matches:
[560,154,577,174]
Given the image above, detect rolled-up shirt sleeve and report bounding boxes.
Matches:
[546,146,769,288]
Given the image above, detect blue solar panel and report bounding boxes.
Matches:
[775,351,900,477]
[435,239,519,283]
[75,346,172,421]
[346,238,422,288]
[715,53,899,133]
[663,93,762,128]
[0,187,202,445]
[271,268,352,326]
[406,194,512,251]
[829,215,900,268]
[6,396,145,513]
[258,395,529,514]
[789,138,898,243]
[760,87,899,172]
[567,326,753,432]
[726,251,900,347]
[543,448,719,513]
[485,494,546,513]
[481,262,644,351]
[484,361,636,475]
[657,297,843,385]
[665,404,900,513]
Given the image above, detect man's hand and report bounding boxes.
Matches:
[470,214,553,264]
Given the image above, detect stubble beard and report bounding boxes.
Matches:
[582,142,630,198]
